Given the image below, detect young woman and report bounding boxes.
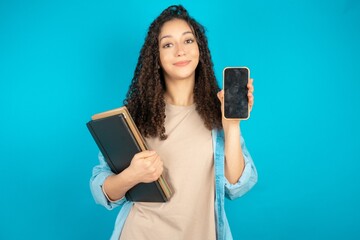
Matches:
[90,5,257,240]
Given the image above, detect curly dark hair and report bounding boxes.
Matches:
[124,5,222,140]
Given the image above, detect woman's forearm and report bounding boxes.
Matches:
[103,150,164,201]
[103,168,138,201]
[224,123,245,184]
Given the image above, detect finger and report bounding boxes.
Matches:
[150,158,163,179]
[154,158,163,172]
[248,96,254,109]
[135,150,157,159]
[144,155,160,171]
[247,78,254,92]
[137,153,158,168]
[248,93,254,104]
[217,90,224,101]
[149,154,160,166]
[144,153,160,165]
[249,97,254,107]
[157,164,164,176]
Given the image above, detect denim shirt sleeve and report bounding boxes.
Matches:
[89,152,126,210]
[225,135,258,200]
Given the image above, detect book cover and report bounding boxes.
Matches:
[87,106,172,202]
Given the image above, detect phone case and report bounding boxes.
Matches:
[223,66,250,120]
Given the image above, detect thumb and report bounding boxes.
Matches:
[217,90,224,102]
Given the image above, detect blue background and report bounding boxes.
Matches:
[1,0,359,239]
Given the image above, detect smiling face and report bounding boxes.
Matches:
[158,19,200,82]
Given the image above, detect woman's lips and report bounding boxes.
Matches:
[173,60,191,67]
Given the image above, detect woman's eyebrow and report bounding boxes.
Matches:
[159,31,194,42]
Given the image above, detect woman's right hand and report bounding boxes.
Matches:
[128,150,164,184]
[102,150,163,201]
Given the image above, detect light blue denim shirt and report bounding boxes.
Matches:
[90,129,258,240]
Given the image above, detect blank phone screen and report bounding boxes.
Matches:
[224,67,249,119]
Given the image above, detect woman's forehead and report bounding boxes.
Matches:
[159,19,193,39]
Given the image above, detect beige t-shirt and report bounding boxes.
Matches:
[120,103,216,240]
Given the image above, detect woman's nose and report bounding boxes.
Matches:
[176,45,185,56]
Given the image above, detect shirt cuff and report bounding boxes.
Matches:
[224,159,253,199]
[102,183,126,203]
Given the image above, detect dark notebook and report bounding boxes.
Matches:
[87,106,172,202]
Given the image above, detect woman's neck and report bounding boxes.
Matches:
[164,78,195,106]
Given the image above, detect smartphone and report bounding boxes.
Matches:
[223,67,250,120]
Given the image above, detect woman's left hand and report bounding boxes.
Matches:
[247,78,254,111]
[217,78,254,128]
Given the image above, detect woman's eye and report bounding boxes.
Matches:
[185,39,194,44]
[163,43,173,48]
